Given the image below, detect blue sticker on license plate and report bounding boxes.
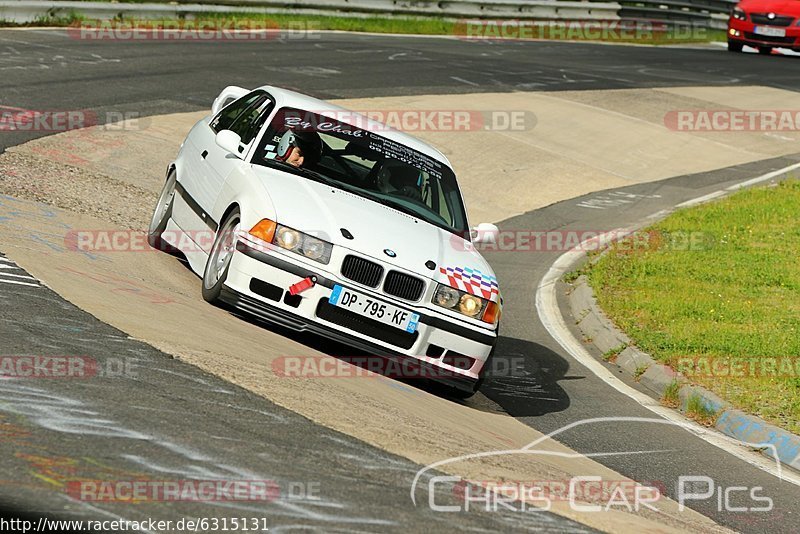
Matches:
[406,313,420,333]
[329,285,343,305]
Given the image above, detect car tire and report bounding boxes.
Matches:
[148,169,178,253]
[727,40,743,52]
[202,208,241,304]
[439,340,496,400]
[758,46,773,55]
[444,376,484,400]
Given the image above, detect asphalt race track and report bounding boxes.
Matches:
[0,252,591,532]
[1,29,800,532]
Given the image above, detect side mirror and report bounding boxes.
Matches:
[470,223,499,244]
[215,130,242,156]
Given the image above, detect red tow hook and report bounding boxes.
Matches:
[289,276,317,296]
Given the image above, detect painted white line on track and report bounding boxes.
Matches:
[535,160,800,487]
[710,41,800,56]
[450,76,480,87]
[675,190,727,208]
[646,208,672,219]
[0,279,40,287]
[726,161,800,191]
[0,264,20,270]
[0,272,36,281]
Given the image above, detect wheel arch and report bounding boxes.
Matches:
[212,169,276,234]
[219,202,242,229]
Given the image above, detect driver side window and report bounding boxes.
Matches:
[210,91,266,134]
[231,97,273,146]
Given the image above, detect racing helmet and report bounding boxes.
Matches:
[276,129,323,167]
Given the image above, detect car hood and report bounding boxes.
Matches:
[251,165,498,295]
[737,0,800,15]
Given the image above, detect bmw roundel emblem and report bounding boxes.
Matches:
[384,248,397,258]
[768,12,776,18]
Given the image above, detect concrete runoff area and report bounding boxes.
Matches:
[1,85,799,531]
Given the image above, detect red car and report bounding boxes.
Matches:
[727,0,800,53]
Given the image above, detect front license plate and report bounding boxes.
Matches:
[754,26,786,37]
[329,285,420,333]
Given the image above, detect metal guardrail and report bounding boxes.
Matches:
[619,0,736,30]
[0,0,622,23]
[0,0,734,29]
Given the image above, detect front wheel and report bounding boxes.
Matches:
[727,40,743,52]
[442,376,484,400]
[148,169,177,253]
[439,341,496,400]
[202,208,241,304]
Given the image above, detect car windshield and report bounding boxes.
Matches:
[252,107,469,236]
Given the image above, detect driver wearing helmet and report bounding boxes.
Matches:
[277,129,323,169]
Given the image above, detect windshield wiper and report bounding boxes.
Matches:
[366,195,424,220]
[264,159,338,187]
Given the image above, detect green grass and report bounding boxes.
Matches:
[633,364,649,379]
[1,11,87,27]
[588,179,800,434]
[564,268,583,284]
[0,13,456,34]
[602,343,628,362]
[687,393,718,426]
[0,13,726,43]
[662,380,681,408]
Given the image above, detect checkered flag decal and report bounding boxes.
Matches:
[439,266,499,301]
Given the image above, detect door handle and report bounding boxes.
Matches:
[201,150,208,159]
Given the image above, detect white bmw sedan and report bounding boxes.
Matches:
[149,85,501,397]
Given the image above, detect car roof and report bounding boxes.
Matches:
[259,85,454,168]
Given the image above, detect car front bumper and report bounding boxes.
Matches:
[728,18,800,49]
[221,237,498,391]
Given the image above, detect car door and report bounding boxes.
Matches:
[181,91,269,235]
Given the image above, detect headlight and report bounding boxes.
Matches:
[433,285,460,308]
[459,294,483,317]
[732,8,747,20]
[275,226,301,250]
[248,220,333,264]
[301,236,327,261]
[433,283,500,325]
[274,224,332,264]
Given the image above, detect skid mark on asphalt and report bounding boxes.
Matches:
[0,38,121,71]
[576,191,662,210]
[0,379,396,527]
[264,66,341,77]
